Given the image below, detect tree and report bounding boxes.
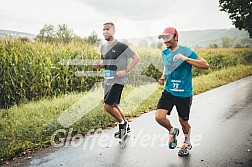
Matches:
[209,43,219,48]
[219,0,252,38]
[150,42,157,48]
[85,31,101,46]
[234,42,243,48]
[221,36,231,48]
[56,24,74,44]
[35,24,101,45]
[156,41,164,49]
[35,25,56,43]
[138,39,149,48]
[36,24,83,44]
[240,37,252,48]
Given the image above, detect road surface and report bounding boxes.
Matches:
[5,76,252,167]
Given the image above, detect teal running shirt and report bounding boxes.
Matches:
[162,45,199,97]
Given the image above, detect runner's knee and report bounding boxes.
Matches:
[155,110,167,123]
[103,103,112,111]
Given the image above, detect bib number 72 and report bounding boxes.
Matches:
[173,83,179,89]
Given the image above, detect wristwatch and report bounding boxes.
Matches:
[126,68,130,73]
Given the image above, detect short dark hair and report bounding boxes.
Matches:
[103,22,115,28]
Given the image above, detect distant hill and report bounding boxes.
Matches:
[0,29,36,40]
[124,28,251,48]
[0,28,250,48]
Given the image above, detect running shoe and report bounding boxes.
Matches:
[168,128,179,149]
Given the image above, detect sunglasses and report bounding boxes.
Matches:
[162,34,174,44]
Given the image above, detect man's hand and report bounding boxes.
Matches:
[158,78,165,85]
[173,54,188,61]
[116,70,127,77]
[93,61,101,69]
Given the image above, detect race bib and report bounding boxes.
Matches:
[168,79,185,92]
[104,70,115,79]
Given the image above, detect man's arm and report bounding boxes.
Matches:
[115,54,140,77]
[93,61,105,69]
[186,57,209,69]
[127,54,140,71]
[160,67,166,79]
[174,54,209,70]
[158,67,166,85]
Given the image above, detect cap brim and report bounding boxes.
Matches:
[158,34,173,40]
[158,35,164,39]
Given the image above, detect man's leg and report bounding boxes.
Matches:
[155,109,179,149]
[179,117,191,144]
[156,91,175,132]
[176,95,192,146]
[103,103,123,123]
[114,104,130,136]
[103,84,124,123]
[155,109,173,131]
[114,104,125,120]
[103,84,128,139]
[178,117,192,156]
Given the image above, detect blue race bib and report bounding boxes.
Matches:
[104,70,115,79]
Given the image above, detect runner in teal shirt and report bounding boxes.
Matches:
[162,45,199,98]
[155,27,209,156]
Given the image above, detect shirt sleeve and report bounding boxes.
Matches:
[185,46,198,60]
[189,50,199,60]
[124,47,135,58]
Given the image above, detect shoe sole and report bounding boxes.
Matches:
[114,129,131,138]
[178,152,189,156]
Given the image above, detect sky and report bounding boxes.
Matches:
[0,0,234,39]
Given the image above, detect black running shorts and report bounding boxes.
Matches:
[104,84,124,105]
[156,90,192,120]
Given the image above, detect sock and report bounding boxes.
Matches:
[184,128,191,144]
[169,128,174,134]
[119,120,124,124]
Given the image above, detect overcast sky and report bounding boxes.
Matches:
[0,0,234,39]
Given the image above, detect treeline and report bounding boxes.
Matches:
[126,36,252,49]
[35,24,101,45]
[208,36,252,48]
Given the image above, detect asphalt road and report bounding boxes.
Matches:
[5,76,252,167]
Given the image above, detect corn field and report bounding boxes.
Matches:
[0,39,100,108]
[0,39,252,108]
